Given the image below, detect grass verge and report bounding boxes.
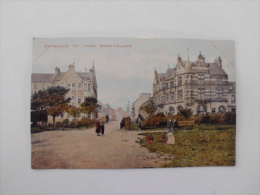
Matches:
[139,126,236,168]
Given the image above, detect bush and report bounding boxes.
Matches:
[55,121,63,128]
[178,109,193,119]
[69,120,78,128]
[130,122,139,130]
[142,116,167,129]
[61,119,70,128]
[79,117,95,128]
[224,112,236,124]
[31,127,43,133]
[194,112,235,125]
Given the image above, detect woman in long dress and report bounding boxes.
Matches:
[95,119,101,136]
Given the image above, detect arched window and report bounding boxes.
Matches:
[178,105,183,111]
[218,106,226,113]
[197,105,207,114]
[169,107,175,115]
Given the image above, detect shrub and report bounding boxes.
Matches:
[31,127,43,133]
[130,122,139,130]
[224,112,236,124]
[79,117,95,128]
[55,121,63,128]
[178,109,193,119]
[142,116,167,128]
[69,120,77,128]
[61,119,70,128]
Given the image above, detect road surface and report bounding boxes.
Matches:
[31,121,170,169]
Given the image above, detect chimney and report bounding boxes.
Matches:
[54,67,60,74]
[68,63,75,72]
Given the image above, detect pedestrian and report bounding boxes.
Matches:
[120,117,125,129]
[137,118,142,131]
[100,122,105,135]
[168,119,174,132]
[167,132,175,144]
[173,119,178,130]
[95,119,101,136]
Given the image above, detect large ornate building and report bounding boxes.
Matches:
[31,63,97,121]
[152,53,236,115]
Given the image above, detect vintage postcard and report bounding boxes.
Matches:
[31,37,236,169]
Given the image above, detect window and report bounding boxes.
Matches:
[84,83,88,91]
[34,83,37,90]
[231,108,236,113]
[217,78,222,84]
[218,106,226,112]
[178,106,183,110]
[197,105,206,113]
[177,90,182,100]
[42,83,46,90]
[88,84,90,91]
[78,96,81,104]
[216,89,223,98]
[165,83,169,89]
[229,86,233,90]
[170,81,174,88]
[198,89,205,100]
[67,83,71,88]
[169,107,174,115]
[212,108,216,114]
[171,93,175,101]
[178,76,182,86]
[198,74,205,84]
[231,95,235,103]
[78,83,82,91]
[72,83,75,90]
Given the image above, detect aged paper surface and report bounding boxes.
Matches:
[31,37,236,169]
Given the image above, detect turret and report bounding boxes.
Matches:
[154,68,159,85]
[214,56,222,67]
[68,63,75,72]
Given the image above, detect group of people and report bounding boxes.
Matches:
[146,119,178,144]
[95,119,105,136]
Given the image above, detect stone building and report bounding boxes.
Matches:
[131,93,151,120]
[97,101,117,122]
[31,63,97,121]
[152,52,236,115]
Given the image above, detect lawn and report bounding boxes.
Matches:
[139,125,236,168]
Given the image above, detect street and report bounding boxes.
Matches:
[31,121,170,169]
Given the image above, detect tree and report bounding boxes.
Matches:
[67,105,81,124]
[141,101,157,117]
[81,97,100,118]
[31,86,71,125]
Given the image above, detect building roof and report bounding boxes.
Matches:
[32,72,90,82]
[209,63,227,75]
[77,72,90,80]
[31,73,54,82]
[164,68,174,80]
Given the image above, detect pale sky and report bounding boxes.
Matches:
[32,37,235,110]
